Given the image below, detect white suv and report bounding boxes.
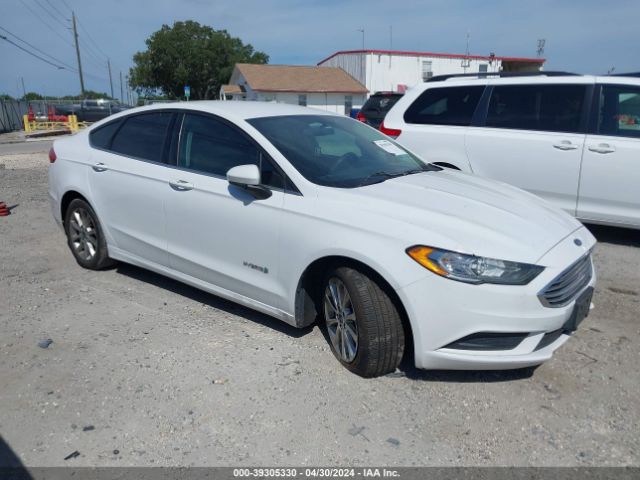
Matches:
[382,73,640,229]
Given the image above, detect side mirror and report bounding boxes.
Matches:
[226,164,271,200]
[227,164,261,186]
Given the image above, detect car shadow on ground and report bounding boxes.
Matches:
[114,263,313,339]
[0,435,32,479]
[399,363,537,383]
[586,224,640,247]
[116,263,539,383]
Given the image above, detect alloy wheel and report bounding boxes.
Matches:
[68,207,99,261]
[324,277,359,363]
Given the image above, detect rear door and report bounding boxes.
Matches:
[88,111,177,266]
[465,80,593,214]
[578,81,640,227]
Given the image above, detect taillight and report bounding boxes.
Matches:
[48,147,57,163]
[356,111,366,122]
[379,121,402,139]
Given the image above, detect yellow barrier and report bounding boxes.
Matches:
[23,114,89,134]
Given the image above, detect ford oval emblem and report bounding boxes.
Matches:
[574,238,583,246]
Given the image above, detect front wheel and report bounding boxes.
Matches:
[323,266,405,377]
[64,198,114,270]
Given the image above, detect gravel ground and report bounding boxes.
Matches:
[0,152,638,467]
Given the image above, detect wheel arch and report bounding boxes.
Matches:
[293,255,414,363]
[60,190,92,226]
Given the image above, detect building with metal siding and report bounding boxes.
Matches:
[318,50,545,94]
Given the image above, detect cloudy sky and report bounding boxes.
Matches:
[1,0,637,98]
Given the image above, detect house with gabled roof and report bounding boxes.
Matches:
[220,63,368,115]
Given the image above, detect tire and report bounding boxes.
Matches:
[64,198,114,270]
[322,266,405,378]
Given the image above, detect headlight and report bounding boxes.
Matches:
[406,245,544,285]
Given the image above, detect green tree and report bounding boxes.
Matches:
[83,90,112,100]
[0,93,14,100]
[23,92,44,101]
[129,20,268,100]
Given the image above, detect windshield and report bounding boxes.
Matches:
[247,115,438,188]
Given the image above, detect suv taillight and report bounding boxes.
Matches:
[356,111,366,122]
[48,147,57,163]
[379,121,401,139]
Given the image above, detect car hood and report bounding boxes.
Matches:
[318,169,584,264]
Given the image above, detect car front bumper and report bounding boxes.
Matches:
[397,227,597,370]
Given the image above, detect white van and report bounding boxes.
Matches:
[382,73,640,229]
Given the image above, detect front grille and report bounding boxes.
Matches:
[538,253,593,308]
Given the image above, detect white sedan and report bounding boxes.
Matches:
[48,102,596,377]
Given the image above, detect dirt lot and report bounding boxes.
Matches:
[0,149,638,467]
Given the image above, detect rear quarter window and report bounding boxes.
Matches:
[110,112,174,163]
[403,86,485,126]
[89,119,123,150]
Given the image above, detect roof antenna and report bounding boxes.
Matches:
[357,28,365,50]
[461,31,471,72]
[537,39,546,58]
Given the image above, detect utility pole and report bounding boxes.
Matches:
[119,71,123,103]
[21,77,26,99]
[107,59,114,99]
[71,12,85,97]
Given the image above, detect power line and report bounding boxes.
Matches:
[0,34,65,70]
[32,0,69,30]
[0,27,109,84]
[43,0,70,23]
[0,25,77,72]
[17,0,74,48]
[60,0,73,14]
[77,17,109,59]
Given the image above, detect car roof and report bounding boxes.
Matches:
[117,101,338,121]
[419,73,640,86]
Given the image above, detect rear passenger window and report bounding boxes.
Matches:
[597,85,640,138]
[486,84,586,133]
[404,86,484,126]
[110,112,174,163]
[178,113,284,189]
[89,119,123,150]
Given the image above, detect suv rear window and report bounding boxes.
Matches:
[361,94,403,113]
[404,86,484,126]
[486,84,587,133]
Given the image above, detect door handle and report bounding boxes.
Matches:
[552,140,579,151]
[588,143,616,154]
[92,162,108,172]
[169,180,194,191]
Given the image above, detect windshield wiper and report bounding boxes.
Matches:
[358,165,437,187]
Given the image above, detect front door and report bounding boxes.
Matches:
[165,112,287,309]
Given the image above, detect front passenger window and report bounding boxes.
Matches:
[178,113,284,189]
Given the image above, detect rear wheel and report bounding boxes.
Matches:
[64,198,113,270]
[323,266,405,377]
